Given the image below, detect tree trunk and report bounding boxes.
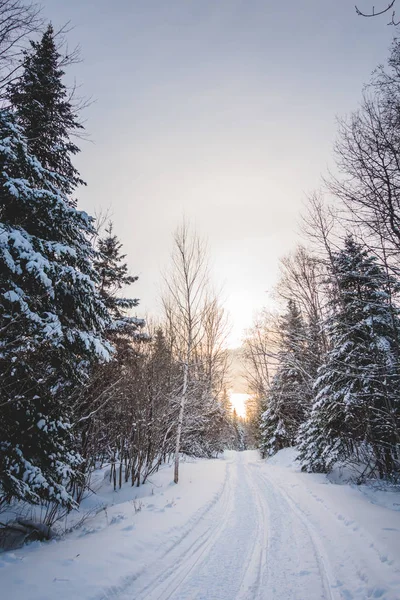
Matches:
[174,360,189,484]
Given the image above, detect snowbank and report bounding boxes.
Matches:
[0,456,228,600]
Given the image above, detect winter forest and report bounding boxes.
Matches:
[0,0,244,535]
[1,1,400,598]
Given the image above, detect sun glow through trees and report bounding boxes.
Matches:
[229,392,250,419]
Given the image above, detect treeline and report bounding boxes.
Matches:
[0,2,237,523]
[245,36,400,481]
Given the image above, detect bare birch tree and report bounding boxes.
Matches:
[162,222,210,484]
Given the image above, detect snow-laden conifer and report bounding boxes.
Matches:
[259,300,311,457]
[298,237,400,478]
[0,110,112,507]
[8,24,84,196]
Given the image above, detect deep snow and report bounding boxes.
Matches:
[1,450,400,599]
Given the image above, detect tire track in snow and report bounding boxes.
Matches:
[120,452,270,600]
[235,457,269,600]
[130,461,236,600]
[97,460,234,600]
[254,465,337,600]
[261,465,400,600]
[103,452,350,600]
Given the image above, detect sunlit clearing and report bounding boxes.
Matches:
[229,392,250,419]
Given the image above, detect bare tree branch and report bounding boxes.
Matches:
[355,0,395,17]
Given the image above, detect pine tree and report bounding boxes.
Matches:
[74,222,145,494]
[232,409,246,451]
[260,300,310,457]
[298,237,400,478]
[8,23,84,196]
[94,221,142,334]
[0,110,112,508]
[260,373,291,457]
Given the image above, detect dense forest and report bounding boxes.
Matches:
[0,1,244,538]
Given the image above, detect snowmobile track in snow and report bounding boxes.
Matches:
[130,461,236,600]
[125,454,275,600]
[98,451,399,600]
[254,464,337,600]
[111,452,338,600]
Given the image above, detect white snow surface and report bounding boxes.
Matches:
[1,449,400,600]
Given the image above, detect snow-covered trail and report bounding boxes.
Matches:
[118,451,270,600]
[257,452,400,600]
[121,451,328,600]
[108,451,400,600]
[2,450,400,600]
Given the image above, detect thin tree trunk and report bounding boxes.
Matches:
[174,360,189,484]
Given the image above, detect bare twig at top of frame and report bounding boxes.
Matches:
[355,0,400,25]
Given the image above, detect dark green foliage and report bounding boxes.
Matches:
[0,110,111,507]
[8,24,84,196]
[95,221,140,323]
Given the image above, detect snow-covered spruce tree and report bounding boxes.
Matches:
[260,375,289,458]
[8,23,84,196]
[0,110,112,508]
[298,237,400,478]
[260,300,311,457]
[231,409,246,451]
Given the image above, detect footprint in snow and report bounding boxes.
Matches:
[110,514,126,525]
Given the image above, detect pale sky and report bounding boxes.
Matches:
[43,0,394,347]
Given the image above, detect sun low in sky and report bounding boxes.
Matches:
[229,392,250,420]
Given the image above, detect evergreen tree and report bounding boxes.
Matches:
[0,110,112,508]
[232,409,246,451]
[298,237,400,478]
[260,300,311,457]
[8,23,84,196]
[74,223,145,494]
[94,221,142,333]
[260,374,290,458]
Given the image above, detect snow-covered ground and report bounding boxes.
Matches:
[1,450,400,600]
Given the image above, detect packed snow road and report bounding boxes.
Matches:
[1,450,400,600]
[108,451,400,600]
